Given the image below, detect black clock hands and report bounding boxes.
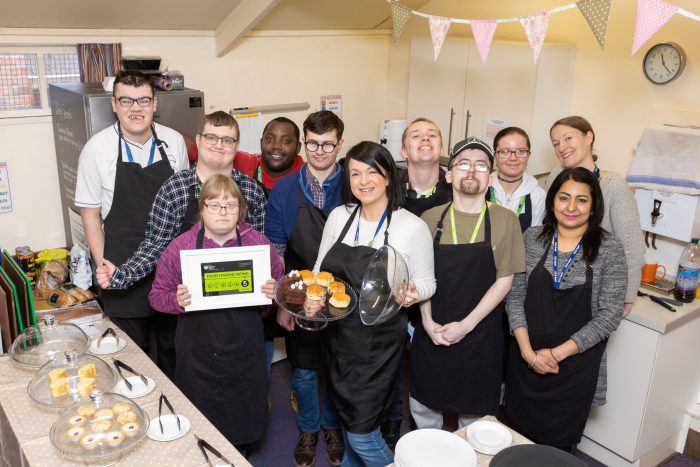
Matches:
[660,53,672,74]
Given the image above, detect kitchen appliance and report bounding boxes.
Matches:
[48,82,204,248]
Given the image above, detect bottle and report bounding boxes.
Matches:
[674,238,700,303]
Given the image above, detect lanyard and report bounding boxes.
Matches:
[255,164,263,183]
[552,230,582,289]
[408,179,438,198]
[354,207,388,247]
[450,202,486,245]
[489,188,526,216]
[123,136,156,166]
[593,165,600,179]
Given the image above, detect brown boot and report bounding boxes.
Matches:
[294,431,318,467]
[323,428,345,466]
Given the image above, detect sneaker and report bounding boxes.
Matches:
[323,428,344,466]
[294,431,318,467]
[381,419,402,450]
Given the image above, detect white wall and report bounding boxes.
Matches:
[0,29,390,251]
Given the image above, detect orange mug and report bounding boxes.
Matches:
[641,263,666,283]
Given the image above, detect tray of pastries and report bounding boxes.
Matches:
[50,390,149,463]
[28,350,117,408]
[276,270,356,323]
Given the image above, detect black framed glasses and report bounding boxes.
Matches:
[201,133,238,148]
[304,140,337,153]
[116,96,154,108]
[495,148,530,158]
[204,202,239,214]
[453,160,490,173]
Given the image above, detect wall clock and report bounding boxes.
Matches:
[642,42,686,85]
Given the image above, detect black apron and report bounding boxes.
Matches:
[486,187,532,233]
[102,124,174,319]
[174,226,268,446]
[410,204,503,415]
[284,190,330,369]
[505,244,606,447]
[321,207,406,433]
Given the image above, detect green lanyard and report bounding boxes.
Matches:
[413,179,438,198]
[256,164,263,183]
[489,188,526,216]
[450,202,486,245]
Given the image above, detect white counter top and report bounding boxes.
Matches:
[625,285,700,334]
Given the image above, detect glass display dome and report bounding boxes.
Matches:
[10,315,90,369]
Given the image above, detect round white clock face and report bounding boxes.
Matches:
[643,43,685,85]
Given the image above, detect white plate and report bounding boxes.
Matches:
[467,420,513,455]
[89,336,127,355]
[147,414,191,442]
[395,429,477,467]
[113,376,156,398]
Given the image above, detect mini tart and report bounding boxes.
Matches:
[94,408,114,420]
[327,281,345,295]
[116,410,138,425]
[77,404,96,417]
[121,422,140,437]
[112,402,132,415]
[68,415,86,426]
[315,271,334,287]
[48,367,67,384]
[329,292,351,308]
[306,284,325,301]
[91,419,112,433]
[299,270,315,285]
[104,431,125,447]
[50,378,69,398]
[77,377,95,397]
[78,363,96,379]
[79,434,99,450]
[66,426,85,441]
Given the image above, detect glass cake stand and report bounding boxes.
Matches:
[275,277,357,331]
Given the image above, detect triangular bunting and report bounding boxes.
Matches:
[429,16,451,61]
[391,1,413,45]
[576,0,612,49]
[470,20,498,65]
[631,0,678,55]
[520,13,550,64]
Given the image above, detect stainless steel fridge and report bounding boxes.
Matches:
[48,82,204,247]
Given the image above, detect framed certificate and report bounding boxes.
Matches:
[180,245,272,312]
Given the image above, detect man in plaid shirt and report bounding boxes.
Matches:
[97,110,266,289]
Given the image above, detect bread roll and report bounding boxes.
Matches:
[328,281,345,294]
[329,292,351,308]
[315,272,334,287]
[299,270,315,285]
[306,285,325,301]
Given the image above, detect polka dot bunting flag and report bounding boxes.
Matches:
[391,0,413,44]
[576,0,612,49]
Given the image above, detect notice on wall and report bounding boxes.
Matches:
[236,112,264,154]
[321,95,342,117]
[0,162,13,214]
[484,117,512,146]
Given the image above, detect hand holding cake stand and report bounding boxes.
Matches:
[274,272,357,331]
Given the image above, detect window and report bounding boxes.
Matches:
[0,46,80,117]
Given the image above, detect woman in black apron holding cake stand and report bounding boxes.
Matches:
[504,167,627,450]
[311,142,436,467]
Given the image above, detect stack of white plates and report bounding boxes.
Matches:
[395,429,477,467]
[466,420,513,455]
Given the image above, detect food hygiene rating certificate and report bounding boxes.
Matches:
[180,245,272,312]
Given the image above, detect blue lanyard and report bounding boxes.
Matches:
[593,165,600,179]
[123,136,156,166]
[552,230,582,289]
[354,207,388,247]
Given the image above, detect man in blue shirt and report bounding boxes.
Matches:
[265,111,345,467]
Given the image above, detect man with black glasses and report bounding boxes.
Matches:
[76,70,188,370]
[266,110,345,467]
[94,110,266,378]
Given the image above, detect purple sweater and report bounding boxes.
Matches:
[149,221,284,314]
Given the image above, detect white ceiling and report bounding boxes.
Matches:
[0,0,430,31]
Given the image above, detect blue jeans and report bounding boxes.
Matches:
[293,367,340,432]
[342,427,394,467]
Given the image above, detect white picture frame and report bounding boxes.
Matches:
[179,245,272,312]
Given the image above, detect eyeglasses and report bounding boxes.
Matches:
[201,133,238,148]
[116,96,154,108]
[495,148,530,159]
[204,202,240,215]
[452,160,490,173]
[304,140,337,153]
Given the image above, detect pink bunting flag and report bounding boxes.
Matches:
[631,0,678,56]
[470,20,497,65]
[520,12,550,64]
[429,16,451,61]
